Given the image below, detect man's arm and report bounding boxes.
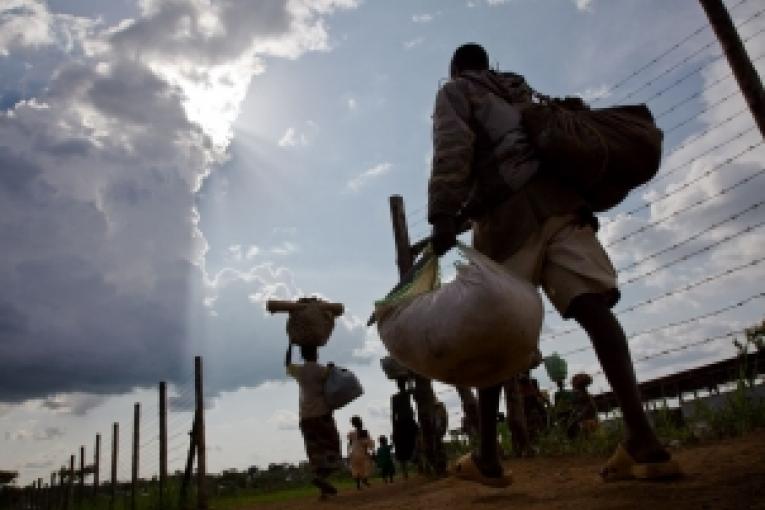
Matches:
[428,80,476,255]
[428,80,476,223]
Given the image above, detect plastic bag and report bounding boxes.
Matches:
[375,243,543,388]
[324,365,363,410]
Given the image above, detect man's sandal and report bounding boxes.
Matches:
[453,453,512,488]
[600,444,681,482]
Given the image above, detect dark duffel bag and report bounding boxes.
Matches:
[522,98,663,212]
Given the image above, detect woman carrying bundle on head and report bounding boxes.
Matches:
[348,415,375,489]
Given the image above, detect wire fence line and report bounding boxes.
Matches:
[614,199,764,273]
[605,162,764,248]
[545,288,764,345]
[553,293,763,356]
[588,0,752,104]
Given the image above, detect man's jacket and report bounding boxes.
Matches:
[427,70,585,261]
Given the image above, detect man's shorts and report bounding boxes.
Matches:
[500,214,619,318]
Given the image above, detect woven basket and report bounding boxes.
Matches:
[286,302,335,347]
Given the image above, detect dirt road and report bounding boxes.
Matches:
[241,428,765,510]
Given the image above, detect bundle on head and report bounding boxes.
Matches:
[286,297,336,347]
[571,372,593,390]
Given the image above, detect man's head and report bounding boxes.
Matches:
[300,344,318,362]
[450,43,489,79]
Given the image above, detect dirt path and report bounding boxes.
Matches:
[241,428,765,510]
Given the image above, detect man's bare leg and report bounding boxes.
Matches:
[568,293,669,464]
[475,384,504,476]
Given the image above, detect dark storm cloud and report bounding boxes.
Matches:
[0,0,364,407]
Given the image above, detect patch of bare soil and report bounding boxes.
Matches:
[242,428,765,510]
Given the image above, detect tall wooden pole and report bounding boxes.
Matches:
[195,356,208,510]
[699,0,765,138]
[179,420,198,510]
[94,433,100,496]
[110,423,118,510]
[50,472,56,510]
[159,381,168,510]
[66,454,75,510]
[79,445,85,503]
[388,195,446,475]
[132,403,140,510]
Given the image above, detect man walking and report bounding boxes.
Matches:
[427,43,679,487]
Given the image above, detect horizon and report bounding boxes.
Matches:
[1,0,764,486]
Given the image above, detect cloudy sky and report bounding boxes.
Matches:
[1,0,763,485]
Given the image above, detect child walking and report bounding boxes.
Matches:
[376,436,396,483]
[348,415,375,489]
[285,342,341,499]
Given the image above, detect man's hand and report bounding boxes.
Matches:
[430,215,458,256]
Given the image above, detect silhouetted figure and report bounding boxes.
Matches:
[567,373,599,439]
[519,373,548,442]
[376,435,396,483]
[285,343,340,499]
[427,42,678,486]
[390,378,418,479]
[348,416,374,489]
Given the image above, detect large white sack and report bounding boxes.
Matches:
[375,244,543,388]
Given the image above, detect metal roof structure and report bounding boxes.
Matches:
[593,350,765,413]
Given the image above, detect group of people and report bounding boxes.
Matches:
[284,41,681,498]
[345,415,396,488]
[286,344,421,498]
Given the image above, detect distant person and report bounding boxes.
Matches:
[376,435,396,483]
[348,415,375,489]
[568,372,599,438]
[390,377,419,479]
[285,342,340,499]
[427,42,679,486]
[520,374,549,441]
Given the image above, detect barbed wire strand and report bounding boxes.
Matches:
[605,160,765,248]
[616,199,765,273]
[662,105,751,160]
[555,294,762,354]
[589,328,745,378]
[545,289,763,345]
[613,20,765,105]
[613,256,765,316]
[663,88,744,135]
[622,218,765,286]
[595,124,758,233]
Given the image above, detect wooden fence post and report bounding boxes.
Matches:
[110,422,118,510]
[388,195,446,475]
[67,454,75,510]
[195,356,208,510]
[699,0,765,138]
[179,420,197,510]
[94,433,100,496]
[159,381,167,510]
[79,445,85,504]
[49,472,56,510]
[132,403,140,510]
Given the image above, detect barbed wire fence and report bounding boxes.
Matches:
[8,358,207,510]
[8,0,765,505]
